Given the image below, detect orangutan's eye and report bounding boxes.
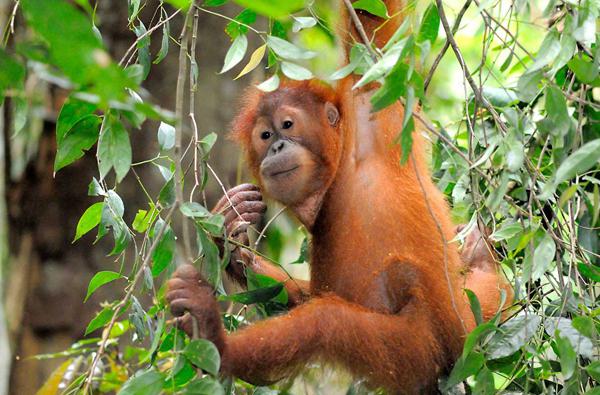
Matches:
[260,131,272,140]
[282,120,293,129]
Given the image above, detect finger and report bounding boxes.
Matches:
[173,314,193,337]
[224,209,265,229]
[166,288,194,304]
[213,184,260,213]
[223,200,266,225]
[166,277,190,292]
[227,221,249,238]
[170,298,193,317]
[173,264,201,282]
[455,224,466,234]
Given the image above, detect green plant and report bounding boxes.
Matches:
[1,0,598,394]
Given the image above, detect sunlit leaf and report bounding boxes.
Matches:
[220,35,248,73]
[98,115,132,182]
[256,74,280,92]
[487,314,540,359]
[235,44,266,80]
[157,122,175,150]
[74,202,104,242]
[266,36,316,60]
[118,369,163,395]
[85,271,123,302]
[183,339,221,375]
[352,0,388,19]
[281,61,313,80]
[417,3,439,43]
[183,377,225,395]
[231,0,304,19]
[292,16,317,32]
[54,115,101,172]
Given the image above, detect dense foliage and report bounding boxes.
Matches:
[1,0,598,393]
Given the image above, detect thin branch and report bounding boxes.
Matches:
[435,0,508,135]
[424,0,473,92]
[341,0,379,60]
[175,6,195,261]
[83,206,177,394]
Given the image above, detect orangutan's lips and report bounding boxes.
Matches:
[270,165,299,177]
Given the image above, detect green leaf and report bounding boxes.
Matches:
[352,0,388,19]
[151,220,176,276]
[446,351,484,388]
[200,133,218,155]
[54,115,101,172]
[230,0,304,19]
[487,314,540,359]
[154,17,170,64]
[490,222,522,241]
[370,63,409,112]
[98,190,131,255]
[355,36,413,89]
[247,272,288,305]
[555,332,576,379]
[74,202,104,242]
[281,61,313,80]
[183,377,225,395]
[256,74,280,92]
[585,361,600,382]
[541,139,600,199]
[159,176,176,208]
[198,214,225,236]
[225,9,256,39]
[220,35,248,73]
[220,283,284,305]
[0,48,25,103]
[546,317,593,359]
[56,97,98,144]
[267,36,316,60]
[204,0,227,6]
[164,0,193,10]
[85,271,123,302]
[132,204,158,233]
[578,262,600,281]
[569,56,600,83]
[134,21,151,80]
[572,316,596,339]
[85,306,114,335]
[529,29,561,72]
[291,236,308,264]
[530,233,556,282]
[292,16,317,33]
[183,339,221,375]
[21,0,132,103]
[417,4,439,44]
[98,115,132,182]
[542,86,570,137]
[464,289,483,325]
[118,369,163,395]
[128,0,141,22]
[180,202,211,218]
[517,69,543,102]
[157,122,175,150]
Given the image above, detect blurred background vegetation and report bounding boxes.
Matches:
[0,0,598,394]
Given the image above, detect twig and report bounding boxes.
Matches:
[424,0,473,92]
[175,5,195,261]
[435,0,508,136]
[83,206,177,394]
[341,0,379,60]
[118,9,180,67]
[189,8,201,203]
[254,206,287,249]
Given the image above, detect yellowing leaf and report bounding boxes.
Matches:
[235,44,266,80]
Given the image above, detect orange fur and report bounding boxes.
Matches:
[170,1,512,392]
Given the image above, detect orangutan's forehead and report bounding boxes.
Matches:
[257,88,320,118]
